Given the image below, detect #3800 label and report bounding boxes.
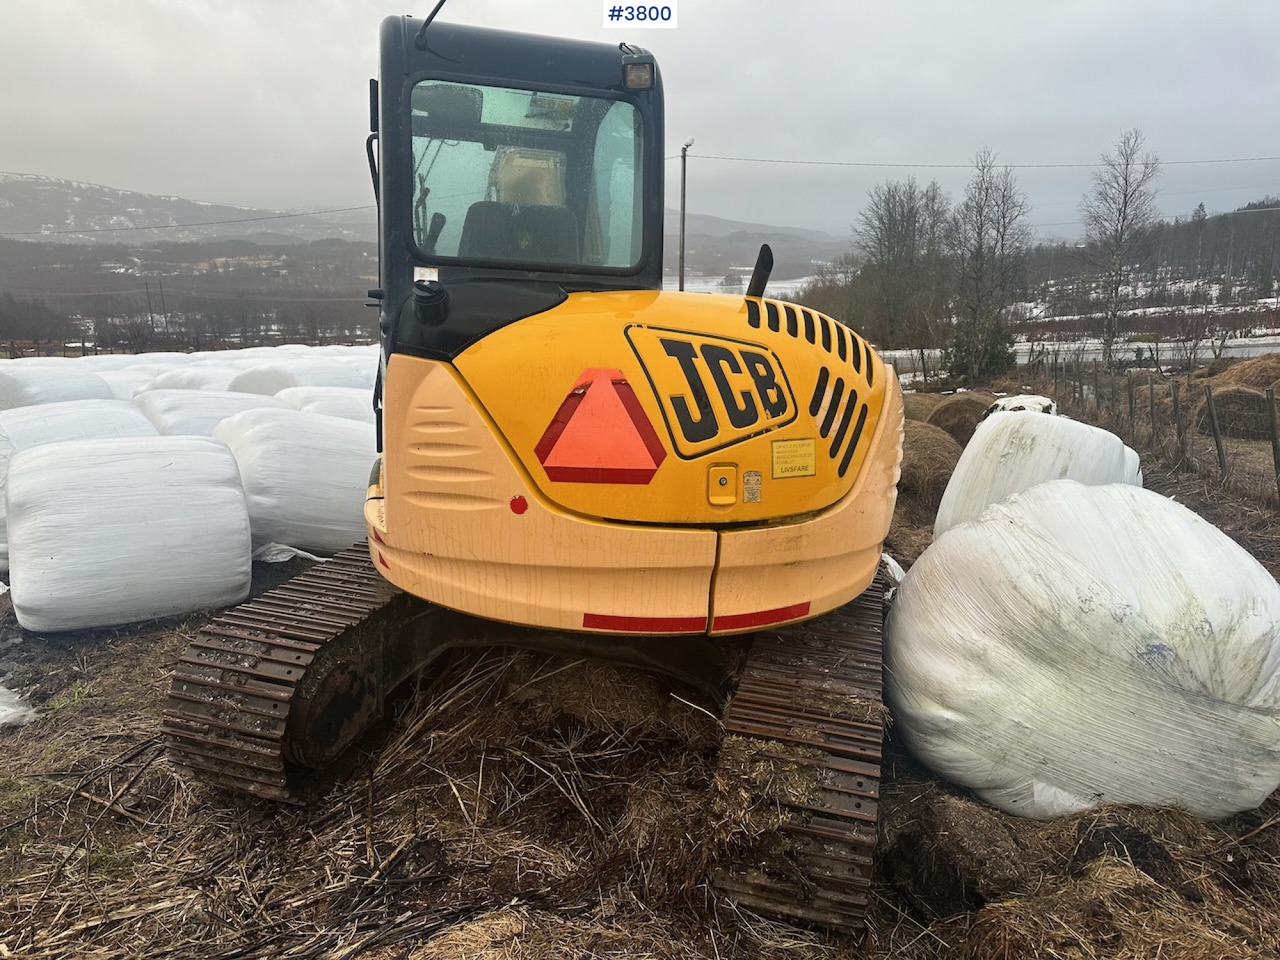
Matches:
[603,2,677,27]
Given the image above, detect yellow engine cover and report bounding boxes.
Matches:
[455,290,889,524]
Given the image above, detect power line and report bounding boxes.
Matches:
[0,204,376,238]
[669,153,1280,170]
[0,280,367,302]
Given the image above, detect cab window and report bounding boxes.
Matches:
[409,80,644,270]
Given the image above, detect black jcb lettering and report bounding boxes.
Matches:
[660,338,719,443]
[741,350,788,418]
[700,343,758,429]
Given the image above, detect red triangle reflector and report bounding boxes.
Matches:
[535,368,666,484]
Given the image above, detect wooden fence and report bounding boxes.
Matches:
[1047,358,1280,507]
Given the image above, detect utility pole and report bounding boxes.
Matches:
[679,137,694,291]
[158,277,169,335]
[144,281,156,332]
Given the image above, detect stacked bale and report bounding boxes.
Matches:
[0,400,159,569]
[6,437,252,632]
[0,366,112,409]
[136,365,244,394]
[980,394,1056,420]
[133,390,287,436]
[935,412,1139,536]
[228,360,373,395]
[0,346,381,631]
[274,386,375,422]
[214,408,377,554]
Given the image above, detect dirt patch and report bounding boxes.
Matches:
[924,392,996,447]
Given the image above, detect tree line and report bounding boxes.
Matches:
[798,129,1280,379]
[0,237,378,354]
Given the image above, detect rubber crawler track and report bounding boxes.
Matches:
[712,576,886,934]
[164,550,885,932]
[162,545,403,802]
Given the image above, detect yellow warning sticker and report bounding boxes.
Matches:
[771,438,816,479]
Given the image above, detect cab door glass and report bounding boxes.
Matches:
[409,80,643,270]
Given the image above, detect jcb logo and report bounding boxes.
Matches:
[625,325,796,458]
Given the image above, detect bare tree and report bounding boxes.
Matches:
[1079,128,1161,368]
[946,147,1031,381]
[855,178,951,347]
[795,252,864,331]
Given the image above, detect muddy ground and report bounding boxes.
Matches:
[3,391,1280,959]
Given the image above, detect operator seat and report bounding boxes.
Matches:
[458,201,580,264]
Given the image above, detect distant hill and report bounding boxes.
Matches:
[662,207,848,282]
[0,174,376,245]
[662,208,841,244]
[0,174,850,279]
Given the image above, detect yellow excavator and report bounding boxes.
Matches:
[164,11,902,934]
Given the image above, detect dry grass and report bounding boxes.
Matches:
[6,372,1280,958]
[0,606,850,960]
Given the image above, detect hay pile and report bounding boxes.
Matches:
[903,393,948,423]
[1214,354,1280,391]
[886,421,963,567]
[924,392,996,447]
[875,747,1280,960]
[1195,385,1274,441]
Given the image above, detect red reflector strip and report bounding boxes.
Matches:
[582,612,708,633]
[377,552,390,569]
[712,602,811,632]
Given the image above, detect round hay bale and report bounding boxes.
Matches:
[1202,356,1240,379]
[898,420,963,525]
[1214,353,1280,390]
[1194,385,1273,441]
[904,392,948,422]
[924,391,996,447]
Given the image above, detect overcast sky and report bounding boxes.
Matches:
[1,0,1277,242]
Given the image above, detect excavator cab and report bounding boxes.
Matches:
[372,18,662,293]
[167,14,904,937]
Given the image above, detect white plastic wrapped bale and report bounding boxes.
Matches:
[98,369,159,401]
[981,394,1057,420]
[934,412,1139,537]
[1123,444,1143,486]
[227,360,373,395]
[6,437,252,632]
[887,480,1280,821]
[0,365,112,410]
[274,386,374,422]
[136,365,243,394]
[0,399,159,569]
[133,390,287,436]
[214,408,376,554]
